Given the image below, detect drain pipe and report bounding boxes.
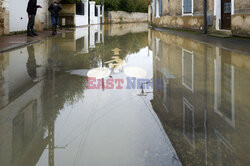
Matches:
[203,0,208,34]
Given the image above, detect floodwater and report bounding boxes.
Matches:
[0,23,250,166]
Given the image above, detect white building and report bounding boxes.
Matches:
[76,0,89,26]
[0,0,103,35]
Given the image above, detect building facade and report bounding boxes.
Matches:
[149,0,250,37]
[0,0,102,36]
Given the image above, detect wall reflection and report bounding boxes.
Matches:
[0,23,149,166]
[149,29,250,166]
[0,24,103,166]
[0,42,48,166]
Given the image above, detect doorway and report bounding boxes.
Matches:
[221,0,231,29]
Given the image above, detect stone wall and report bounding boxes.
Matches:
[160,0,214,16]
[153,15,204,31]
[232,0,250,37]
[232,14,250,37]
[0,0,8,35]
[151,0,250,37]
[106,11,148,24]
[106,23,148,36]
[152,0,213,31]
[235,0,250,14]
[162,0,182,16]
[0,1,4,35]
[34,0,49,31]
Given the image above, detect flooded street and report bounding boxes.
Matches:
[0,23,250,166]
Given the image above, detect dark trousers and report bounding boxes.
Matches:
[51,16,59,27]
[51,16,59,34]
[27,15,35,33]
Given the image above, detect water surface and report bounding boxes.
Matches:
[0,23,250,166]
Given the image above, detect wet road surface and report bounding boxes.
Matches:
[0,23,250,166]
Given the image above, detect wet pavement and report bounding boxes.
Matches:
[0,29,70,53]
[0,23,250,166]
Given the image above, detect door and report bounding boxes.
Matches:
[221,0,231,30]
[9,0,29,32]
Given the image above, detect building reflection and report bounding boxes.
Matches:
[0,43,48,166]
[0,25,99,166]
[0,24,150,166]
[149,29,250,166]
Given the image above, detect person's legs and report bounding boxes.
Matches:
[27,15,35,36]
[56,17,59,26]
[51,16,57,35]
[54,17,59,34]
[31,15,38,36]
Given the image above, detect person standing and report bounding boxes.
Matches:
[48,0,62,35]
[26,0,42,37]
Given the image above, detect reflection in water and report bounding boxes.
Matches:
[26,45,37,80]
[149,29,250,166]
[1,23,250,166]
[1,24,179,166]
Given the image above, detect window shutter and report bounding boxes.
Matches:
[183,0,192,13]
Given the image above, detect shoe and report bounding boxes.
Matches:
[27,33,35,37]
[31,29,38,36]
[52,26,57,35]
[32,32,38,36]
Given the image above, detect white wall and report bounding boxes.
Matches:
[0,80,44,166]
[8,0,99,32]
[9,0,29,32]
[0,41,47,165]
[75,27,89,53]
[89,1,98,25]
[9,0,48,32]
[89,25,100,48]
[76,15,88,26]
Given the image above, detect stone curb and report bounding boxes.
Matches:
[0,40,41,54]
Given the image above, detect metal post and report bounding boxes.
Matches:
[203,0,208,34]
[204,45,208,166]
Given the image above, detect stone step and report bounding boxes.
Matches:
[208,30,232,38]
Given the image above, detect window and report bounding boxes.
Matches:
[182,49,194,92]
[12,101,38,158]
[182,0,193,15]
[76,37,85,52]
[76,2,85,15]
[214,57,235,128]
[215,130,234,165]
[95,6,98,16]
[12,112,25,158]
[183,97,195,148]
